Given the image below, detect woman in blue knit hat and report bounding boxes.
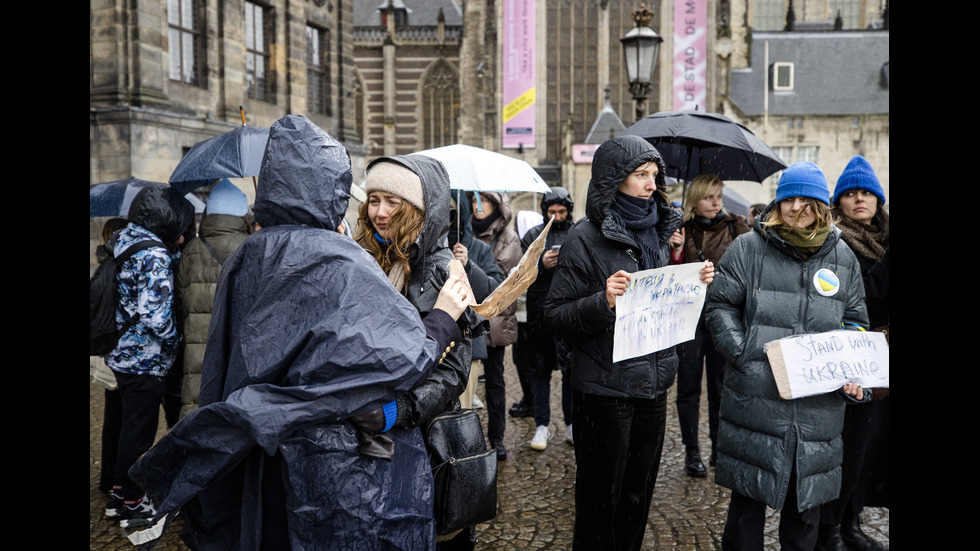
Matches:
[704,161,873,551]
[816,156,890,551]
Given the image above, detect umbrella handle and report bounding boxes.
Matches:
[240,106,247,125]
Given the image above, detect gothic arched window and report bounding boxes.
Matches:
[421,61,459,149]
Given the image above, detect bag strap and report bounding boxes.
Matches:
[198,234,227,265]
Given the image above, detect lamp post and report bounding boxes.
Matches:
[620,4,663,122]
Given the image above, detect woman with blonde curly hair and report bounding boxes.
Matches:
[356,154,489,550]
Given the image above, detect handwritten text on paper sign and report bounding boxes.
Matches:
[613,262,708,363]
[764,330,889,400]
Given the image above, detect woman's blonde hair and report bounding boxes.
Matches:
[682,174,724,223]
[762,197,838,239]
[354,193,426,285]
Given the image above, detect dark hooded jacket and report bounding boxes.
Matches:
[542,135,683,399]
[703,201,869,512]
[364,154,489,431]
[129,115,462,551]
[521,186,575,329]
[470,191,522,347]
[449,189,505,361]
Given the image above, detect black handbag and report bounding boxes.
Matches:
[424,408,498,535]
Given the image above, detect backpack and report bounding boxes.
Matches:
[89,235,166,356]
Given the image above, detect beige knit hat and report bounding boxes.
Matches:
[363,161,425,213]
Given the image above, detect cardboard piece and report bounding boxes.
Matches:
[765,330,889,400]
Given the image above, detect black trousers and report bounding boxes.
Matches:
[819,398,889,525]
[571,391,667,551]
[482,345,507,443]
[511,322,535,407]
[674,318,725,449]
[722,465,820,551]
[531,327,572,428]
[100,387,122,493]
[112,371,167,500]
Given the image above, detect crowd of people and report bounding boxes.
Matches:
[93,114,889,551]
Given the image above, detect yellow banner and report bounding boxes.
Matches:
[502,87,536,123]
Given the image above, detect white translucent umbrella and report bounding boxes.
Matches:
[414,144,551,194]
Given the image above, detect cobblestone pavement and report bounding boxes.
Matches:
[91,349,888,550]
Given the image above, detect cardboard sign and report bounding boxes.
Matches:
[471,216,552,320]
[612,262,708,362]
[765,330,889,400]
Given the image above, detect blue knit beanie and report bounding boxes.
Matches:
[832,155,885,206]
[775,162,830,206]
[206,179,248,216]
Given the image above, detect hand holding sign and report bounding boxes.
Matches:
[764,330,889,400]
[612,262,709,362]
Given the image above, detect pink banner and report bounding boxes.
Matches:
[502,0,535,149]
[673,0,707,111]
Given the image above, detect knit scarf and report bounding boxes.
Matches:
[777,225,831,259]
[609,190,661,270]
[833,211,887,262]
[375,232,409,293]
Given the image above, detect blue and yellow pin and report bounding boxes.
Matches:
[813,268,840,297]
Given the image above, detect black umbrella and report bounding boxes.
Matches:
[90,178,163,217]
[168,114,270,194]
[620,110,787,183]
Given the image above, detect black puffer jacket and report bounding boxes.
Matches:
[368,154,489,430]
[521,186,575,328]
[703,202,869,512]
[543,135,682,399]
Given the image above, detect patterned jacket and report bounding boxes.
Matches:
[106,222,182,377]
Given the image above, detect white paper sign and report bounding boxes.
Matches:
[764,330,889,400]
[612,262,708,363]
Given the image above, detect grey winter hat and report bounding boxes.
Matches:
[363,161,425,213]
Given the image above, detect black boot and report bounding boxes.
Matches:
[685,447,707,477]
[840,514,888,551]
[815,524,848,551]
[492,441,507,461]
[508,399,533,418]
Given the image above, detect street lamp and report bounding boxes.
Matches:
[620,4,663,122]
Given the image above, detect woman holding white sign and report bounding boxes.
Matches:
[543,135,714,551]
[816,156,890,551]
[667,174,751,478]
[703,161,872,551]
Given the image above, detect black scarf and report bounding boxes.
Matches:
[471,209,501,236]
[609,190,661,270]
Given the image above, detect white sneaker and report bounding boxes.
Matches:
[471,396,485,409]
[565,424,574,445]
[530,425,550,451]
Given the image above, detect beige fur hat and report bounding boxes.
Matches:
[363,161,425,213]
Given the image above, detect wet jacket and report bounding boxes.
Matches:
[107,185,194,377]
[472,191,522,347]
[129,115,463,551]
[703,202,869,512]
[543,135,683,399]
[450,190,505,361]
[671,209,751,265]
[370,154,488,430]
[174,213,250,419]
[521,186,575,330]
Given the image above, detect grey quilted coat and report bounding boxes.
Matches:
[703,203,869,512]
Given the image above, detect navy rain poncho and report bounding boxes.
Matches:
[129,115,457,550]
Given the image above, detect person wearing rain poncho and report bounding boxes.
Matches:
[128,115,476,551]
